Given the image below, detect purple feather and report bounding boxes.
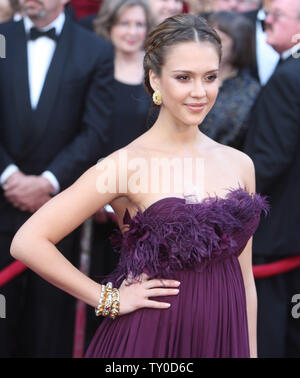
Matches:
[105,187,270,286]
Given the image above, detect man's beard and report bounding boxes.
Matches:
[22,1,46,19]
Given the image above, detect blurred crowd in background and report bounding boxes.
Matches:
[0,0,299,358]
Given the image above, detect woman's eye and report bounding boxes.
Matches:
[176,75,190,81]
[206,74,218,82]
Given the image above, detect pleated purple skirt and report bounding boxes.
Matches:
[85,256,250,358]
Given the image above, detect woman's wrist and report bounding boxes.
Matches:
[94,282,121,319]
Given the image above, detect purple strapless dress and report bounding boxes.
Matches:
[85,187,269,358]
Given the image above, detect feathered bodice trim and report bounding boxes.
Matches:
[105,187,269,285]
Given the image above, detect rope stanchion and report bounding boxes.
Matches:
[0,261,27,288]
[253,255,300,279]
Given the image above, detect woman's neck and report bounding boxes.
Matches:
[115,48,143,63]
[114,50,144,84]
[148,108,203,152]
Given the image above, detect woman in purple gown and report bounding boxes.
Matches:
[10,14,268,358]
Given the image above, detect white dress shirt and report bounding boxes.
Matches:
[282,43,300,61]
[256,8,280,86]
[13,13,22,22]
[0,13,65,194]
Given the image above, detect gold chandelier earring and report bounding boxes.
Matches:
[152,90,162,106]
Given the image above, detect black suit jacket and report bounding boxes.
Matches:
[0,15,114,231]
[244,55,300,258]
[78,14,97,32]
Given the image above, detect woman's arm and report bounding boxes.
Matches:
[10,157,180,315]
[238,237,257,358]
[238,153,258,358]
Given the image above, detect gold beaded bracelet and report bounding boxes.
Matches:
[95,284,106,317]
[102,284,113,317]
[109,288,120,319]
[95,282,120,319]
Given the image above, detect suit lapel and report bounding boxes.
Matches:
[23,15,73,156]
[281,55,294,65]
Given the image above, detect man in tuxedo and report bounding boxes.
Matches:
[244,0,280,85]
[0,0,114,357]
[244,0,300,357]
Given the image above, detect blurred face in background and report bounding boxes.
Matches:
[262,0,275,12]
[149,0,183,25]
[265,0,300,54]
[184,0,214,14]
[110,5,148,55]
[20,0,68,24]
[214,0,259,12]
[0,0,13,22]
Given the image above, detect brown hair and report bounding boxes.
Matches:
[143,13,222,96]
[94,0,152,41]
[207,11,256,70]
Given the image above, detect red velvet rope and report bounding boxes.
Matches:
[0,261,27,287]
[253,255,300,278]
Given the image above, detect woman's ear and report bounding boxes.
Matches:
[149,69,160,92]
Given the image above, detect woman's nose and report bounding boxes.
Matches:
[190,80,206,97]
[128,24,138,35]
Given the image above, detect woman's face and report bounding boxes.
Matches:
[184,0,214,14]
[110,5,147,54]
[151,41,220,127]
[215,28,233,66]
[149,0,183,26]
[0,0,13,23]
[214,0,259,12]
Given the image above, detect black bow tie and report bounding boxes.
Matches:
[260,19,265,31]
[29,27,58,41]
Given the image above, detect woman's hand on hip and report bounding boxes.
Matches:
[118,273,180,315]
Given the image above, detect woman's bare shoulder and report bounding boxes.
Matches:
[224,145,255,191]
[207,142,255,192]
[218,144,254,168]
[113,137,162,161]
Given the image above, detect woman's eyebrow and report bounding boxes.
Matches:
[171,69,219,74]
